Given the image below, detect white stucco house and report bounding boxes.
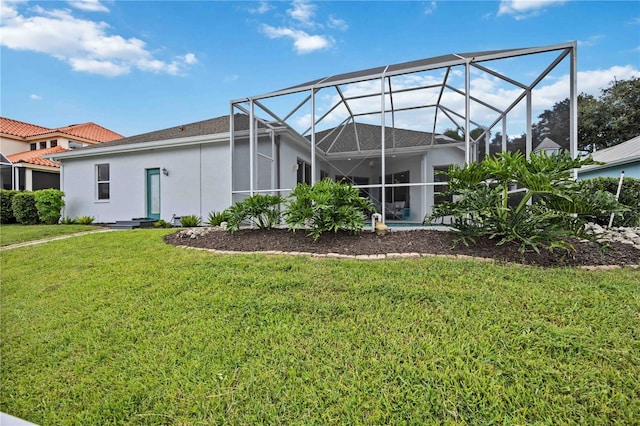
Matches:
[50,43,579,224]
[49,114,464,224]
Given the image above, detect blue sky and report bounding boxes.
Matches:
[1,0,639,137]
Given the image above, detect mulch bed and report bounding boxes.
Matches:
[163,228,640,268]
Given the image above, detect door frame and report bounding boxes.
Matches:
[146,168,161,220]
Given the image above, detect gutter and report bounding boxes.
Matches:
[579,155,640,172]
[48,132,233,161]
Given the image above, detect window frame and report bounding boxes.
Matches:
[96,163,110,201]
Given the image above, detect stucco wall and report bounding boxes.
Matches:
[1,137,29,156]
[60,142,230,223]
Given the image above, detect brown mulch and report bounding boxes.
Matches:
[163,228,640,268]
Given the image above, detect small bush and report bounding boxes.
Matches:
[154,219,173,228]
[580,177,640,227]
[1,189,18,223]
[76,216,95,225]
[34,189,65,224]
[206,210,230,227]
[285,179,375,241]
[180,215,201,227]
[61,216,77,225]
[226,194,283,232]
[12,192,39,225]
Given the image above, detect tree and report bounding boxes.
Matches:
[530,77,640,152]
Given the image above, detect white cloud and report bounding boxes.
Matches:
[424,1,437,15]
[0,3,197,77]
[30,94,42,100]
[578,35,604,47]
[261,24,332,54]
[248,1,273,14]
[225,74,239,82]
[287,0,317,26]
[498,0,566,19]
[68,0,109,13]
[327,15,348,31]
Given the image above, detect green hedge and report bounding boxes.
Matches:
[580,177,640,227]
[12,192,40,225]
[1,189,18,223]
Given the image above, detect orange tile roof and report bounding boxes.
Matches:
[1,116,123,143]
[0,117,51,138]
[56,122,124,143]
[7,146,69,168]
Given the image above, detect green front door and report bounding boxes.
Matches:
[146,168,161,220]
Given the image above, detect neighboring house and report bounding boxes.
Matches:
[533,137,562,155]
[0,117,123,190]
[49,114,465,224]
[577,136,640,180]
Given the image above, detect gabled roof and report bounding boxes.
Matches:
[7,146,69,168]
[0,116,123,143]
[534,137,562,152]
[581,135,640,172]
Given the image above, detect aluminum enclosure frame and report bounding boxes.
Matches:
[231,42,578,222]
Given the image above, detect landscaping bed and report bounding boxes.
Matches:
[164,227,640,267]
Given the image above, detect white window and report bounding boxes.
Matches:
[69,141,83,149]
[96,164,110,200]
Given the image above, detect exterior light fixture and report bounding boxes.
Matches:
[162,167,169,176]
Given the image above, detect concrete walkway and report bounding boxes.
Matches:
[1,229,113,251]
[0,412,39,426]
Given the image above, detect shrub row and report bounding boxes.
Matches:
[213,179,374,240]
[1,189,65,225]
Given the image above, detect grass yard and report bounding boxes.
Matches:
[1,229,639,424]
[0,224,100,246]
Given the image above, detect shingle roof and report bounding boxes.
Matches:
[7,146,69,168]
[579,135,640,172]
[72,114,261,151]
[312,122,458,154]
[0,116,123,143]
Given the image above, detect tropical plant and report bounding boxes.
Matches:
[180,215,202,227]
[11,192,39,225]
[1,189,18,223]
[76,216,95,225]
[206,210,230,227]
[60,216,77,225]
[225,194,283,232]
[34,189,65,224]
[427,151,627,254]
[285,178,375,241]
[579,177,640,227]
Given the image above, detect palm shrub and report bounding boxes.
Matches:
[1,189,18,223]
[76,215,95,225]
[285,178,375,241]
[206,210,230,227]
[180,215,202,227]
[225,194,283,232]
[428,151,627,253]
[34,189,65,224]
[11,192,39,225]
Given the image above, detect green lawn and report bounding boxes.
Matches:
[0,224,100,246]
[1,229,639,425]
